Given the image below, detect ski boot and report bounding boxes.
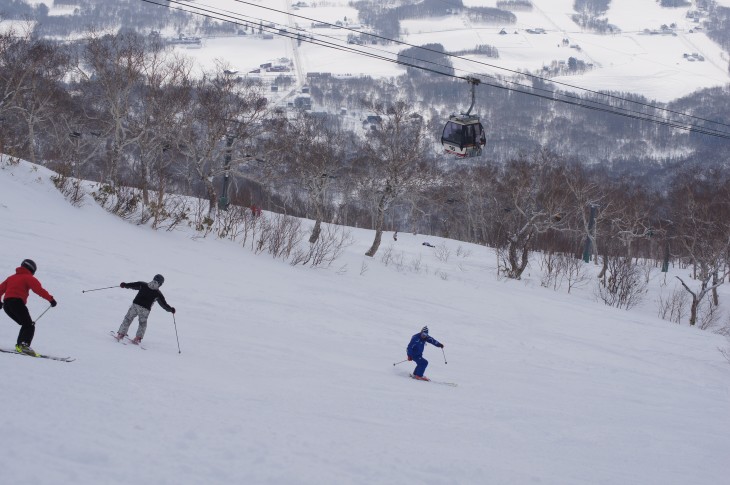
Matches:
[411,374,430,382]
[15,343,38,357]
[115,333,125,341]
[131,336,142,345]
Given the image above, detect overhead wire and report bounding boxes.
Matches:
[228,0,730,133]
[143,0,466,79]
[170,0,719,134]
[138,0,730,139]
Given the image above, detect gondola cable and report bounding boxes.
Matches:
[138,0,730,141]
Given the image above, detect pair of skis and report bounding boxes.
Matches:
[0,329,149,362]
[0,346,75,362]
[109,331,146,350]
[408,373,457,387]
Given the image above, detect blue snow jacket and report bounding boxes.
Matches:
[407,333,442,358]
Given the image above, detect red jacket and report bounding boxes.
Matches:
[0,267,54,304]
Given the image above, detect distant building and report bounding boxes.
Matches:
[169,34,201,46]
[294,96,312,110]
[363,114,382,126]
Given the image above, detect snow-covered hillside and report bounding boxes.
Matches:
[164,0,730,102]
[1,159,729,484]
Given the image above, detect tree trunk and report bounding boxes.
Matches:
[597,253,608,283]
[204,177,217,219]
[152,173,166,228]
[507,232,531,279]
[365,197,387,257]
[309,218,322,244]
[26,115,36,165]
[141,160,151,205]
[107,140,122,187]
[689,297,698,326]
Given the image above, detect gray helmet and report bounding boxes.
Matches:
[153,274,165,285]
[21,259,37,275]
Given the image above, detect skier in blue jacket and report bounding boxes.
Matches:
[406,326,444,381]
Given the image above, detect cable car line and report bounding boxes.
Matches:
[138,0,730,141]
[142,0,470,80]
[146,0,730,140]
[226,0,730,132]
[142,0,730,140]
[146,0,730,137]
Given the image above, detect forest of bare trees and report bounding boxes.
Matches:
[1,29,729,328]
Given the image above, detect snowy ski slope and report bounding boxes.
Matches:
[1,159,729,484]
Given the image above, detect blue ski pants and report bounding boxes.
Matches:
[413,355,428,377]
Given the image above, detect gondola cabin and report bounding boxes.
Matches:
[441,114,486,158]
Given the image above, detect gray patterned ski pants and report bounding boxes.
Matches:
[118,304,151,339]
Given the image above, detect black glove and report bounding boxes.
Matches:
[407,355,412,361]
[439,343,444,348]
[120,283,126,288]
[0,301,3,310]
[171,307,176,314]
[50,299,57,308]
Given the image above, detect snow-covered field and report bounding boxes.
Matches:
[1,158,729,484]
[18,0,730,100]
[156,0,730,102]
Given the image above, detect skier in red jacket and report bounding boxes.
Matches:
[0,259,57,356]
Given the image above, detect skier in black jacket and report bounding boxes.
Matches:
[115,274,175,344]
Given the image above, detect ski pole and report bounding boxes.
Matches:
[393,359,409,366]
[442,347,447,364]
[33,304,53,324]
[82,285,118,293]
[172,313,181,354]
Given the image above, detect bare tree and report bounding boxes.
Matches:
[595,256,647,309]
[76,30,148,185]
[611,187,656,261]
[561,162,609,264]
[131,50,193,209]
[178,64,267,218]
[0,28,32,154]
[494,151,572,279]
[12,39,70,164]
[358,101,433,257]
[267,112,348,243]
[0,28,70,162]
[672,171,730,326]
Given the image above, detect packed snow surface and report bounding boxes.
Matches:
[0,159,729,484]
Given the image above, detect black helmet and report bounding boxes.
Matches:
[21,259,37,275]
[153,274,165,285]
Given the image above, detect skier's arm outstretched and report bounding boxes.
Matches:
[120,281,146,290]
[425,335,444,348]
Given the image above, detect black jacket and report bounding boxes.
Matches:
[122,281,173,312]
